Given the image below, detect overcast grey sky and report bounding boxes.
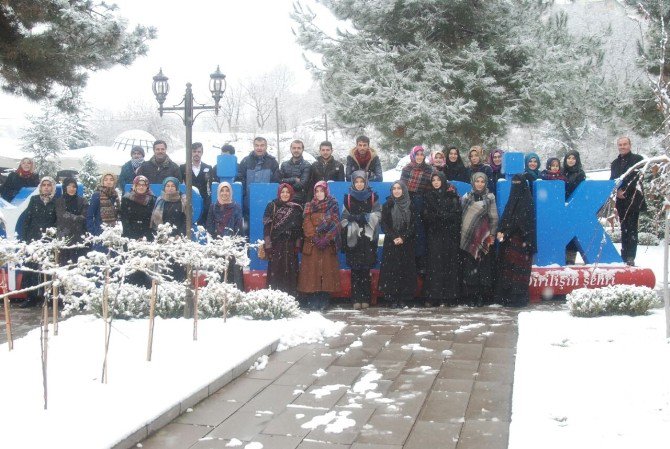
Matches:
[2,0,338,119]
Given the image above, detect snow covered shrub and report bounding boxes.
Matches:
[231,289,301,320]
[198,282,245,318]
[154,282,188,318]
[638,232,660,246]
[567,285,660,317]
[605,227,621,243]
[62,283,150,318]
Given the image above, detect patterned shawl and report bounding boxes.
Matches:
[460,173,498,259]
[97,172,119,225]
[305,181,340,246]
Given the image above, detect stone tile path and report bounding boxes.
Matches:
[0,300,44,345]
[141,306,520,449]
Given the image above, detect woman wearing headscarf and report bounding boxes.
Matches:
[494,174,536,307]
[400,145,433,278]
[444,147,469,183]
[262,183,303,296]
[422,171,462,307]
[467,146,494,192]
[297,181,341,311]
[488,149,505,193]
[1,157,39,203]
[151,177,186,237]
[55,177,88,265]
[460,172,498,306]
[87,172,120,236]
[207,181,244,290]
[431,149,447,175]
[151,177,187,282]
[562,150,586,264]
[120,175,156,241]
[120,175,155,288]
[523,152,541,189]
[118,146,145,191]
[19,177,57,307]
[341,171,381,310]
[379,181,417,308]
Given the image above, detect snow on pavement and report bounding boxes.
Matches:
[509,308,670,449]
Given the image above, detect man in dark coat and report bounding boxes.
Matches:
[306,141,345,201]
[137,140,182,185]
[279,139,311,204]
[180,142,213,226]
[610,136,646,266]
[345,135,383,182]
[236,136,280,215]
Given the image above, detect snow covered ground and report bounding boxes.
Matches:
[509,308,670,449]
[0,313,344,449]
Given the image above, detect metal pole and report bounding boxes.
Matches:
[324,113,329,141]
[184,83,194,241]
[275,97,281,162]
[184,84,195,319]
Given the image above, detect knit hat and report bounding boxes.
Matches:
[162,176,180,190]
[131,146,145,157]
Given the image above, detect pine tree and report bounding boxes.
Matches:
[292,0,607,150]
[21,103,70,178]
[79,154,100,200]
[0,1,156,112]
[68,106,96,149]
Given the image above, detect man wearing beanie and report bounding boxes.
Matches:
[118,145,146,192]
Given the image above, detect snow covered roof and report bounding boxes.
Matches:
[112,130,156,153]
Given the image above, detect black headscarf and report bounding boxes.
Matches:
[562,150,586,197]
[499,174,536,253]
[61,177,80,215]
[424,171,461,223]
[389,181,411,230]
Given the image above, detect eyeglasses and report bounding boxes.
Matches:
[136,183,148,186]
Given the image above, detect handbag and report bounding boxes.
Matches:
[257,203,276,260]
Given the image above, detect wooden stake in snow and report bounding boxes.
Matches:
[52,276,58,336]
[223,268,228,323]
[41,275,49,410]
[147,279,157,362]
[193,269,199,341]
[101,268,110,383]
[1,270,13,351]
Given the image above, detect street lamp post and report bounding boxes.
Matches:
[151,66,226,240]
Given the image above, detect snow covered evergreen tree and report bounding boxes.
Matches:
[292,0,607,150]
[21,103,69,178]
[0,1,156,112]
[67,106,96,149]
[79,154,100,200]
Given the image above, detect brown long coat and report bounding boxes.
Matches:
[297,211,341,293]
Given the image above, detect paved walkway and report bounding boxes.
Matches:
[140,306,520,449]
[0,300,44,345]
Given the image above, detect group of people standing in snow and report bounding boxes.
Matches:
[2,135,646,310]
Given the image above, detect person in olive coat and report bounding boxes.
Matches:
[19,177,57,307]
[1,157,39,203]
[151,177,187,282]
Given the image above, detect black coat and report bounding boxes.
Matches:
[307,157,345,200]
[422,187,462,302]
[610,152,646,213]
[120,195,156,241]
[1,172,39,202]
[21,195,57,242]
[137,157,182,185]
[55,195,88,244]
[280,157,311,203]
[341,193,379,269]
[162,200,186,236]
[379,198,416,298]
